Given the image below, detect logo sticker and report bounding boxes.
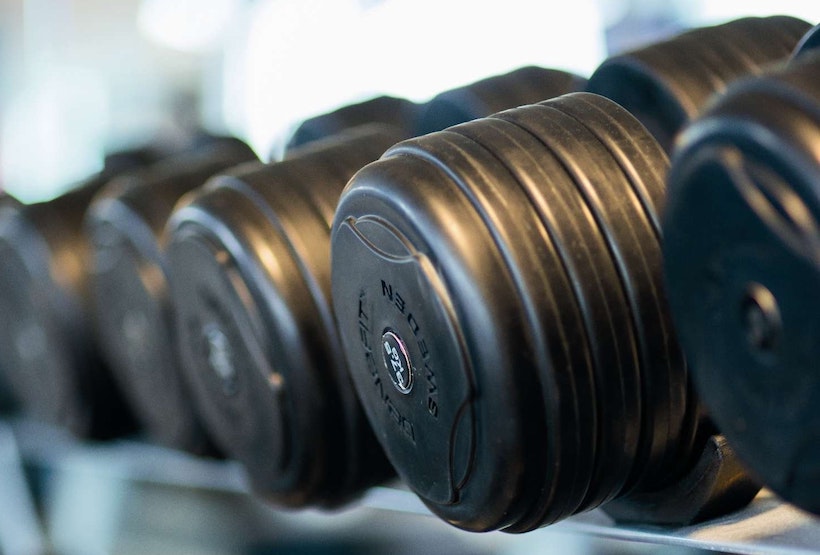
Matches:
[382,329,413,394]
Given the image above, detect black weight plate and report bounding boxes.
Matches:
[793,24,820,60]
[537,100,690,492]
[417,66,587,134]
[0,178,137,438]
[86,142,257,452]
[168,129,397,507]
[400,129,587,527]
[735,16,812,57]
[586,17,809,153]
[537,92,687,485]
[170,184,316,503]
[695,28,766,77]
[287,124,406,229]
[545,92,668,235]
[90,224,205,448]
[587,42,722,152]
[430,128,597,527]
[285,96,421,153]
[671,33,783,114]
[332,153,532,531]
[725,55,820,119]
[545,92,694,472]
[665,62,820,514]
[496,103,685,492]
[688,17,800,71]
[666,143,820,514]
[442,120,600,532]
[233,144,396,500]
[712,20,789,72]
[170,178,380,506]
[673,33,752,86]
[0,209,85,428]
[223,167,365,499]
[275,155,340,229]
[492,107,646,505]
[451,116,638,519]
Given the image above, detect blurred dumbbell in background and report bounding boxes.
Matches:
[85,137,257,452]
[166,125,402,507]
[0,147,163,438]
[587,16,810,151]
[663,47,820,517]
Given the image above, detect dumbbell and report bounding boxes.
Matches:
[330,92,760,532]
[416,65,587,135]
[587,16,811,152]
[166,125,401,507]
[0,148,163,438]
[286,96,422,153]
[663,52,820,516]
[793,23,820,59]
[85,138,257,453]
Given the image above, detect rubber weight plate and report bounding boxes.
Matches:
[545,93,668,233]
[418,127,596,527]
[664,54,820,515]
[0,149,160,438]
[416,66,587,135]
[736,15,814,55]
[331,93,689,532]
[469,110,635,522]
[332,144,540,532]
[587,16,811,153]
[85,138,257,453]
[499,100,689,493]
[793,23,820,60]
[452,114,634,526]
[166,125,401,507]
[285,96,421,153]
[543,94,701,487]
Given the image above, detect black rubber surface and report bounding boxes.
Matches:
[331,93,696,532]
[167,125,402,507]
[793,23,820,60]
[664,54,820,516]
[286,96,421,153]
[0,148,162,438]
[417,66,587,135]
[85,138,257,453]
[587,16,811,152]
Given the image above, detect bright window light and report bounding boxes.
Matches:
[237,0,605,157]
[137,0,242,53]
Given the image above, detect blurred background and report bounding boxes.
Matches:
[0,1,818,553]
[0,0,817,203]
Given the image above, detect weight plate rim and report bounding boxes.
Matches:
[168,193,341,505]
[331,153,528,530]
[544,92,667,236]
[436,124,601,528]
[664,141,820,514]
[401,128,582,527]
[450,115,642,522]
[498,102,684,493]
[489,106,645,509]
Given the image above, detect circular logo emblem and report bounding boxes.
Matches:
[382,329,413,394]
[203,321,238,396]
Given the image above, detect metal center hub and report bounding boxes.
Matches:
[741,283,781,357]
[203,322,238,395]
[382,329,413,394]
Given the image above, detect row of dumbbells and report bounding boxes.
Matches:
[0,15,816,533]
